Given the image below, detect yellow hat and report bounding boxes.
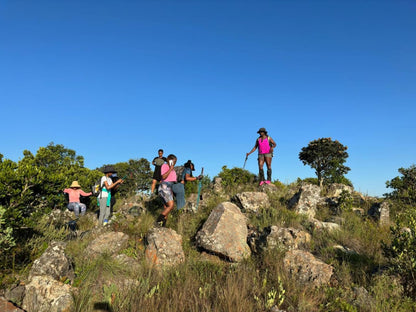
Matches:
[70,181,81,188]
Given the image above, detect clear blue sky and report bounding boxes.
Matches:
[1,0,415,197]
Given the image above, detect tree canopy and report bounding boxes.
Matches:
[299,138,350,188]
[385,165,416,205]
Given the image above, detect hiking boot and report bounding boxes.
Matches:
[265,181,271,184]
[259,181,265,186]
[154,214,166,228]
[103,219,108,226]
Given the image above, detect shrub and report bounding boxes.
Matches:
[382,209,416,297]
[218,166,256,190]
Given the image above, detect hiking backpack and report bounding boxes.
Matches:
[91,177,103,197]
[173,166,186,183]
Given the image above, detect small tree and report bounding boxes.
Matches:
[299,138,350,188]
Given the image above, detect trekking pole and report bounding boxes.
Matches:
[243,154,248,169]
[196,167,204,211]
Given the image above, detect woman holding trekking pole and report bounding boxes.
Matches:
[246,127,277,185]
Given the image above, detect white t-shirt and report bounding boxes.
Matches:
[100,176,113,198]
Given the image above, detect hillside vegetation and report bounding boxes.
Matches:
[1,144,416,312]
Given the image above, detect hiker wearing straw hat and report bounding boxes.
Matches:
[98,165,124,226]
[63,181,92,217]
[246,127,277,185]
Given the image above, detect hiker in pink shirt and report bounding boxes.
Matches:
[155,154,177,227]
[63,181,92,217]
[246,127,277,185]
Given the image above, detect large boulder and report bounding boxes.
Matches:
[283,249,334,287]
[22,275,73,312]
[85,231,129,258]
[232,191,270,213]
[145,227,185,267]
[288,183,323,218]
[196,202,251,262]
[266,226,311,250]
[28,241,74,283]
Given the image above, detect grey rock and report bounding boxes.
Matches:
[283,249,333,287]
[368,201,390,226]
[232,191,270,213]
[288,183,323,218]
[309,218,341,232]
[266,226,311,250]
[196,202,251,262]
[326,183,353,197]
[22,275,74,312]
[85,231,129,258]
[145,227,185,267]
[28,241,74,283]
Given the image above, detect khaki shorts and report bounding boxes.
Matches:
[258,153,273,160]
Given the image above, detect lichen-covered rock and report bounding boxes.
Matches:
[145,227,185,267]
[28,241,74,282]
[266,226,311,250]
[196,202,251,262]
[232,191,270,213]
[326,183,353,197]
[309,218,341,232]
[283,249,333,287]
[22,276,73,312]
[368,201,390,226]
[85,231,129,258]
[288,183,323,218]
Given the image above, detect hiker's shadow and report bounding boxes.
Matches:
[145,196,164,216]
[93,302,113,312]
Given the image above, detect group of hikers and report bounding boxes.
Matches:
[63,127,276,227]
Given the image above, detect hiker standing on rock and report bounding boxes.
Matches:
[98,166,123,226]
[155,154,177,227]
[63,181,92,217]
[246,127,277,185]
[151,149,167,194]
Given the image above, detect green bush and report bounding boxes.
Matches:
[382,209,416,297]
[218,166,256,190]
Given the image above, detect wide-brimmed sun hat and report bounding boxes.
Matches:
[103,165,117,173]
[70,181,81,188]
[257,127,268,134]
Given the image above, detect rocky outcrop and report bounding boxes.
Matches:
[145,227,185,267]
[196,202,251,262]
[22,275,73,312]
[85,231,129,258]
[283,250,333,287]
[266,226,311,250]
[28,241,74,282]
[288,183,323,218]
[232,191,270,213]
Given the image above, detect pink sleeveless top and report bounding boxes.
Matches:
[258,137,271,154]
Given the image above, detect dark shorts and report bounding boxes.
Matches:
[153,165,162,181]
[258,153,273,160]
